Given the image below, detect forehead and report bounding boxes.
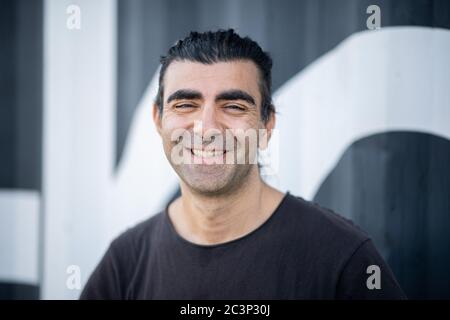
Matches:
[163,60,261,101]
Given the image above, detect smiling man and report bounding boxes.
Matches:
[80,29,406,300]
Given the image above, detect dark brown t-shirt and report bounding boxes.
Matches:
[80,192,406,299]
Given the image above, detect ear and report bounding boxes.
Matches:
[152,103,162,136]
[259,107,276,150]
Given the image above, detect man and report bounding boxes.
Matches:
[80,29,406,299]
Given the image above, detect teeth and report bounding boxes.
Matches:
[192,149,225,158]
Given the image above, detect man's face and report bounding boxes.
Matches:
[154,60,273,196]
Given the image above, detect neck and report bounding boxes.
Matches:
[168,167,284,245]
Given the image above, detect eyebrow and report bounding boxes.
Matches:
[215,89,256,106]
[166,89,256,106]
[166,89,203,104]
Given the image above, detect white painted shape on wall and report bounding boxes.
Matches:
[0,190,39,285]
[42,0,116,299]
[272,27,450,200]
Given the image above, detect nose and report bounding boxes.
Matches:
[201,103,221,130]
[194,103,223,142]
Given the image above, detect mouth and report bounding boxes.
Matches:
[186,147,228,164]
[190,148,226,158]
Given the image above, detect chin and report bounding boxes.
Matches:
[174,162,254,196]
[185,177,232,195]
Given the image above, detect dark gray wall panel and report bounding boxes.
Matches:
[0,0,17,188]
[0,282,39,300]
[0,0,43,190]
[314,132,450,299]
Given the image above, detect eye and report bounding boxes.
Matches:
[175,104,195,109]
[224,105,245,111]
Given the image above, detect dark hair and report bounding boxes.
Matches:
[155,29,275,123]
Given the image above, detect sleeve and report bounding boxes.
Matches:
[79,235,135,300]
[336,239,407,300]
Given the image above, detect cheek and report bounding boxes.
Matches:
[225,114,260,132]
[225,112,264,143]
[160,114,192,139]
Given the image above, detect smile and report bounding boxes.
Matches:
[190,148,226,158]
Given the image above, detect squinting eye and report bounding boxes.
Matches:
[225,105,245,111]
[175,104,195,109]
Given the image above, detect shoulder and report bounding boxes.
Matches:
[79,212,165,299]
[281,192,370,247]
[104,211,167,280]
[276,192,376,276]
[110,211,166,255]
[278,194,407,298]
